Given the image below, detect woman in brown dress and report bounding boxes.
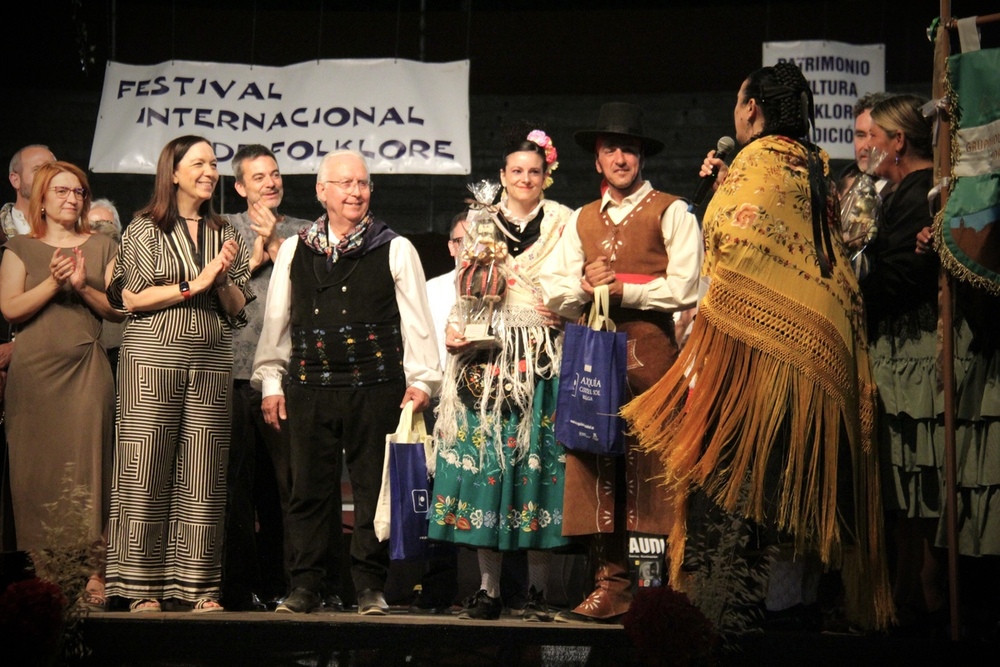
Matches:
[0,161,122,607]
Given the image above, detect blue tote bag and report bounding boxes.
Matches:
[374,401,436,561]
[555,285,628,456]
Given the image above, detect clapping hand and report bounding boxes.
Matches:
[68,247,88,291]
[248,200,277,242]
[199,239,239,287]
[48,248,76,287]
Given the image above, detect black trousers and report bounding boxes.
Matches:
[285,380,402,595]
[222,380,293,606]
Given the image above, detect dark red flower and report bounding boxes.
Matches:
[0,578,67,650]
[623,586,720,667]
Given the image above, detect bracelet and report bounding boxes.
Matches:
[179,281,192,300]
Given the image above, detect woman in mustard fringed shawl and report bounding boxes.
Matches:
[621,62,895,632]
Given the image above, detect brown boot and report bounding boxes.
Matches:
[554,561,631,624]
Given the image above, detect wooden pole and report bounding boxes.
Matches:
[934,0,960,642]
[946,11,1000,27]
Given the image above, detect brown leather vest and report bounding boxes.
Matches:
[576,189,681,395]
[576,189,677,279]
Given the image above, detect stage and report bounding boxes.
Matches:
[72,606,997,667]
[78,608,626,666]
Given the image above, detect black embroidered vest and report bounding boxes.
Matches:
[288,239,404,387]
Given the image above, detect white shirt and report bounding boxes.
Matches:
[251,233,442,399]
[539,180,704,320]
[425,268,456,368]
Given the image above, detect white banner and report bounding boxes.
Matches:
[90,58,471,176]
[954,118,1000,178]
[762,41,885,160]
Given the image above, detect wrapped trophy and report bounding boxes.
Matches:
[456,180,507,348]
[840,147,887,279]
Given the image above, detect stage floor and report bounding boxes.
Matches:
[79,607,628,666]
[73,606,998,667]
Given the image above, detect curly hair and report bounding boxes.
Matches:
[853,91,893,118]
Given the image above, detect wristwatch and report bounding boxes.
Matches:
[179,281,192,300]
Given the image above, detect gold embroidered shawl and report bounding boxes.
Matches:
[622,135,893,630]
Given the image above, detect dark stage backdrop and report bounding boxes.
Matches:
[5,0,997,276]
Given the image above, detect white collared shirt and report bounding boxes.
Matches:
[424,267,457,368]
[251,233,442,399]
[539,180,704,320]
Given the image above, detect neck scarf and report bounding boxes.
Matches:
[299,212,374,269]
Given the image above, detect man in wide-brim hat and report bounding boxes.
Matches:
[540,101,704,624]
[572,101,665,156]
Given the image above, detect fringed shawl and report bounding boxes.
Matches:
[621,135,894,631]
[435,199,573,469]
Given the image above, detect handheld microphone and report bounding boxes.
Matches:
[689,136,736,211]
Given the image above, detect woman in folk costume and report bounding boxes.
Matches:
[862,94,1000,632]
[622,61,894,632]
[428,124,573,621]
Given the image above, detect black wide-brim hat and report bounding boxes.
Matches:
[574,102,665,157]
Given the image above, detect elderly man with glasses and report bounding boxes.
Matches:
[252,149,441,615]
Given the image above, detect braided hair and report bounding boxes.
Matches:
[743,61,813,141]
[744,62,837,277]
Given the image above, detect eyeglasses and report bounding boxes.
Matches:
[322,179,373,193]
[50,186,89,199]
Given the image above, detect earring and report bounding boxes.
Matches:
[894,154,900,165]
[41,207,45,215]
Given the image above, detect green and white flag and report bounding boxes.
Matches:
[939,46,1000,294]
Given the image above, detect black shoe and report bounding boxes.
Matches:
[408,589,452,615]
[503,590,528,617]
[522,586,550,622]
[222,591,267,612]
[261,594,285,612]
[356,588,389,616]
[275,587,321,614]
[322,594,345,612]
[457,589,502,620]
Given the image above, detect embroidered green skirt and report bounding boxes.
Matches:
[428,377,569,551]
